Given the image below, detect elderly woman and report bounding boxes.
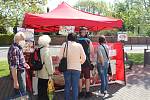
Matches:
[59,33,86,100]
[37,35,54,100]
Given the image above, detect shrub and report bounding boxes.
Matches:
[0,26,7,34]
[0,34,14,46]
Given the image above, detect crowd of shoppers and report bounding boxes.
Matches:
[8,27,111,100]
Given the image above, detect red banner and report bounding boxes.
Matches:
[92,42,125,82]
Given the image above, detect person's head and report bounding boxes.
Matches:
[38,35,51,47]
[99,35,106,44]
[14,32,26,48]
[79,27,88,38]
[67,33,77,41]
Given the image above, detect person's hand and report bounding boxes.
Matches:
[48,74,52,79]
[14,81,19,89]
[49,74,54,80]
[24,63,30,69]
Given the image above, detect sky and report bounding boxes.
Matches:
[47,0,117,11]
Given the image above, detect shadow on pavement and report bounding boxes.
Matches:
[0,75,14,100]
[53,83,124,100]
[126,65,150,90]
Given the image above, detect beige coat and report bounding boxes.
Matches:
[37,47,54,79]
[59,41,86,71]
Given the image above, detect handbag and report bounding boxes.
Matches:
[59,42,68,72]
[101,44,112,76]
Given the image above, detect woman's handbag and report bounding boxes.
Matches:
[59,42,68,72]
[108,63,112,76]
[47,79,55,100]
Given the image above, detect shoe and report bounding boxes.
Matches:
[104,90,108,94]
[128,67,132,70]
[104,93,109,98]
[78,92,84,98]
[97,91,105,97]
[85,92,92,98]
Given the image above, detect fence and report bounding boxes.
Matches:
[34,35,150,45]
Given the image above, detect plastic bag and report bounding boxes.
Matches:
[47,79,55,100]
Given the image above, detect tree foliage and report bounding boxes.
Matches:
[74,0,113,17]
[0,0,47,34]
[113,0,150,36]
[75,0,150,36]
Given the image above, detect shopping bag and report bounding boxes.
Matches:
[47,79,55,100]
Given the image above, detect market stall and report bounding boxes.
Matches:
[22,2,124,92]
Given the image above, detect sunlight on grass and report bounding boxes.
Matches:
[0,60,10,77]
[128,53,144,65]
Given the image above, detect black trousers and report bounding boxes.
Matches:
[38,78,49,100]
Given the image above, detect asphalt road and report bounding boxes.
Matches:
[0,45,149,60]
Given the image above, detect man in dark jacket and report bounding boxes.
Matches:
[77,27,94,98]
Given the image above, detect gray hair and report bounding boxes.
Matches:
[38,35,51,47]
[14,32,26,42]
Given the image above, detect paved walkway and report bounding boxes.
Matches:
[105,65,150,100]
[0,65,150,100]
[54,65,150,100]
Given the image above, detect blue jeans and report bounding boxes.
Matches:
[14,69,26,97]
[63,70,80,100]
[97,62,108,93]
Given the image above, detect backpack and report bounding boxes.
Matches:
[31,47,44,71]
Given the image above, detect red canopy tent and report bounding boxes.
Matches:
[23,2,123,32]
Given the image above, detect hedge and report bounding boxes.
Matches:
[0,34,14,46]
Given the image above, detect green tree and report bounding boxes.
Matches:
[113,0,150,36]
[0,0,47,34]
[74,0,112,16]
[74,0,117,35]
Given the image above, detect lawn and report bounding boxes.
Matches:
[0,53,144,77]
[128,53,144,65]
[0,60,10,77]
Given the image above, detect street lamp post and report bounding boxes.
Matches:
[13,18,18,34]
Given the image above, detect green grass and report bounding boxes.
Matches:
[0,53,144,77]
[0,60,10,77]
[128,53,144,65]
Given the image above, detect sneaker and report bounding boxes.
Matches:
[104,90,108,94]
[94,91,105,97]
[78,92,84,98]
[85,92,92,98]
[104,93,109,98]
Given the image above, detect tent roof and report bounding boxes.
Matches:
[23,2,123,32]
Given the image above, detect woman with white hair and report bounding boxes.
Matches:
[37,35,54,100]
